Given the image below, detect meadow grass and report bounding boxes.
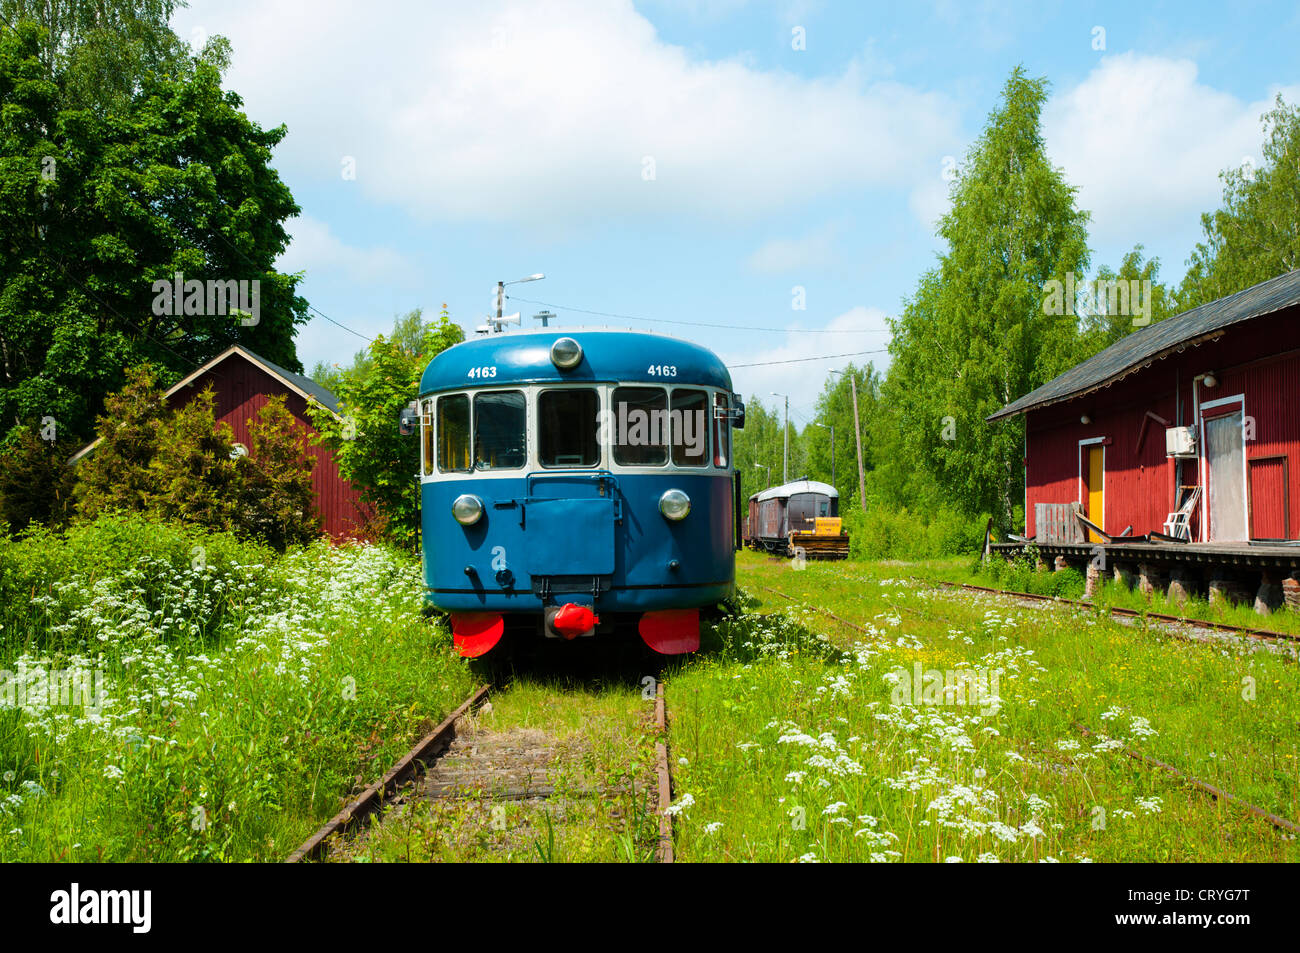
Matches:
[0,515,476,861]
[664,551,1300,862]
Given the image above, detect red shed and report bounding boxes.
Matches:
[72,345,371,539]
[990,269,1300,544]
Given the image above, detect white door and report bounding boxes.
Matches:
[1205,410,1246,541]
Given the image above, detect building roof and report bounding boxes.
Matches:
[752,478,839,503]
[420,329,734,395]
[988,268,1300,422]
[69,345,342,464]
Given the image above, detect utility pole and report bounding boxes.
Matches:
[771,392,789,484]
[831,369,867,512]
[848,372,865,512]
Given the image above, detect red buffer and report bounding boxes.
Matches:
[638,608,700,655]
[450,612,505,658]
[551,603,599,640]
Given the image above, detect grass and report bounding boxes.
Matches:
[0,514,476,861]
[663,551,1300,862]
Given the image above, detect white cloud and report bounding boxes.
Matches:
[278,215,415,285]
[175,0,958,227]
[723,305,891,414]
[746,222,842,273]
[1044,53,1300,250]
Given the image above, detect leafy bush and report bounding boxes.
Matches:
[69,366,320,550]
[0,421,77,532]
[841,503,988,561]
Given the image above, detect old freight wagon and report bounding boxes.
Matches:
[71,345,371,539]
[988,268,1300,611]
[747,478,848,558]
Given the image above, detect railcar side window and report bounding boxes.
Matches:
[713,393,729,467]
[670,388,708,467]
[437,394,470,472]
[474,391,527,470]
[540,389,600,467]
[612,386,668,466]
[421,398,435,476]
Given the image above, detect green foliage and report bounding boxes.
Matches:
[841,503,988,561]
[73,367,321,548]
[310,308,464,548]
[0,18,307,447]
[238,395,320,552]
[0,419,76,531]
[884,67,1091,530]
[1179,95,1300,308]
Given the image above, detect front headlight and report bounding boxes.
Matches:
[452,494,484,526]
[659,489,691,521]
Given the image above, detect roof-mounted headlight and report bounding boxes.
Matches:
[659,489,691,521]
[452,494,484,526]
[550,337,583,370]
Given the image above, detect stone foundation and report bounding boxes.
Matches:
[1255,570,1283,614]
[1208,578,1250,606]
[1137,563,1166,597]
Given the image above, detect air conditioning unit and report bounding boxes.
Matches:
[1165,426,1197,457]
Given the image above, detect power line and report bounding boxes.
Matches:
[727,349,887,368]
[507,294,889,334]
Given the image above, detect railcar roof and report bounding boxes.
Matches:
[419,328,733,395]
[751,479,838,503]
[988,268,1300,422]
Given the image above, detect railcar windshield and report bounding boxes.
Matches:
[539,389,600,467]
[437,394,470,472]
[612,386,668,466]
[474,390,527,470]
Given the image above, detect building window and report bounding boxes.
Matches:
[539,389,600,467]
[474,390,527,470]
[437,394,470,472]
[670,388,709,467]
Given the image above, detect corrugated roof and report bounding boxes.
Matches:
[988,268,1300,422]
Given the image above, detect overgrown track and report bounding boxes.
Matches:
[286,675,676,863]
[757,581,1300,838]
[286,684,491,862]
[930,579,1300,645]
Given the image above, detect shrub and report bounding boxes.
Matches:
[0,422,77,533]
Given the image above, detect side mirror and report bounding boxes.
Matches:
[398,404,419,436]
[731,395,745,430]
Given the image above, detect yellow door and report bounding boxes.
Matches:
[1086,446,1104,542]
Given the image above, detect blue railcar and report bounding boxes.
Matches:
[405,330,745,657]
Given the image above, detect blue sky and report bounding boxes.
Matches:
[171,0,1300,426]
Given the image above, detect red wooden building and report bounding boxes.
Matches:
[72,345,370,539]
[990,269,1300,545]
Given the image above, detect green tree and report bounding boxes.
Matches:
[884,67,1091,528]
[0,418,76,531]
[310,309,464,548]
[0,19,308,446]
[1179,95,1300,309]
[75,363,169,519]
[1076,245,1174,354]
[149,384,242,533]
[237,394,320,551]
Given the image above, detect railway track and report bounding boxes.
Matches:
[928,579,1300,645]
[755,581,1300,838]
[286,680,675,863]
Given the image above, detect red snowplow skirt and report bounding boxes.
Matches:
[450,612,505,658]
[637,609,700,655]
